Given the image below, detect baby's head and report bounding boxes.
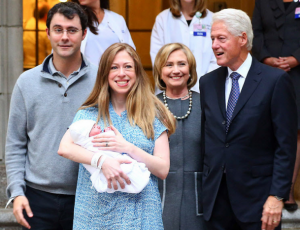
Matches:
[89,123,102,137]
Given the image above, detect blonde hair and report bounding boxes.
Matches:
[80,43,176,139]
[153,43,197,91]
[170,0,207,18]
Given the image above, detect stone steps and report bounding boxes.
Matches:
[0,209,19,229]
[283,208,300,229]
[1,208,300,229]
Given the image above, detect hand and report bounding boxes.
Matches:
[277,57,291,72]
[261,196,284,230]
[101,156,132,190]
[279,56,300,70]
[263,57,281,68]
[92,126,133,154]
[13,196,33,229]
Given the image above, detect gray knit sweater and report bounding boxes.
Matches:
[5,54,97,199]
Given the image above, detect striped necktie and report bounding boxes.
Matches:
[226,72,241,133]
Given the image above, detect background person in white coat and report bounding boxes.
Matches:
[72,0,135,66]
[150,0,218,93]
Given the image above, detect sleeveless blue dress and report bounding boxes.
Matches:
[72,104,166,230]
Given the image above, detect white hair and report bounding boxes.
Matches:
[212,8,253,51]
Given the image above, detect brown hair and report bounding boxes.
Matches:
[46,2,88,34]
[71,0,110,35]
[153,43,197,91]
[169,0,207,18]
[80,43,176,139]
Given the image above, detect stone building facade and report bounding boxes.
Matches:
[0,0,23,228]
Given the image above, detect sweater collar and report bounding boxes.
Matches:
[42,53,88,74]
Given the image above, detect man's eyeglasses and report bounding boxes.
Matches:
[52,28,82,35]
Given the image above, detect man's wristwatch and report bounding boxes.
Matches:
[273,196,284,201]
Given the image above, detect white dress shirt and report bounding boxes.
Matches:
[225,53,252,109]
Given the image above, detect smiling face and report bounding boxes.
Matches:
[108,50,137,99]
[161,49,190,92]
[180,0,195,4]
[211,21,247,71]
[46,13,86,61]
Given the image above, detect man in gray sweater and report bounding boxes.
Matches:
[5,2,97,229]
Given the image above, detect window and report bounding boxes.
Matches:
[23,0,64,70]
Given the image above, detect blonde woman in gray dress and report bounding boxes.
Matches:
[154,43,206,230]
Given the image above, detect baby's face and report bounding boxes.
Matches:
[89,124,101,137]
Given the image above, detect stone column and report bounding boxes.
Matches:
[0,0,23,160]
[0,0,23,228]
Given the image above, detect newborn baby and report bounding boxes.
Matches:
[69,120,151,193]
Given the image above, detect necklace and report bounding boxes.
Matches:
[165,92,189,100]
[163,90,192,120]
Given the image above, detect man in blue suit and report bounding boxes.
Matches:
[200,8,297,230]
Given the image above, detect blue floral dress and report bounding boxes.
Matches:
[72,104,166,230]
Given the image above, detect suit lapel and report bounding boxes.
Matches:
[286,1,300,16]
[275,0,284,13]
[270,0,285,40]
[230,59,262,122]
[216,67,227,120]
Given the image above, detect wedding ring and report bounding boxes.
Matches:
[106,142,108,147]
[273,220,277,223]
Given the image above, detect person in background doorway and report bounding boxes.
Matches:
[72,0,135,66]
[150,0,218,93]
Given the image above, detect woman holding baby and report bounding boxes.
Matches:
[58,43,176,229]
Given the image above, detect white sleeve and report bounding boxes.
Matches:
[150,14,165,66]
[121,16,136,50]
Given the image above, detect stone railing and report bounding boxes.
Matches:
[0,209,21,229]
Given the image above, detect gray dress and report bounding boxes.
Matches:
[157,91,206,230]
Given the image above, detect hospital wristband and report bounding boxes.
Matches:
[91,152,103,168]
[97,155,107,170]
